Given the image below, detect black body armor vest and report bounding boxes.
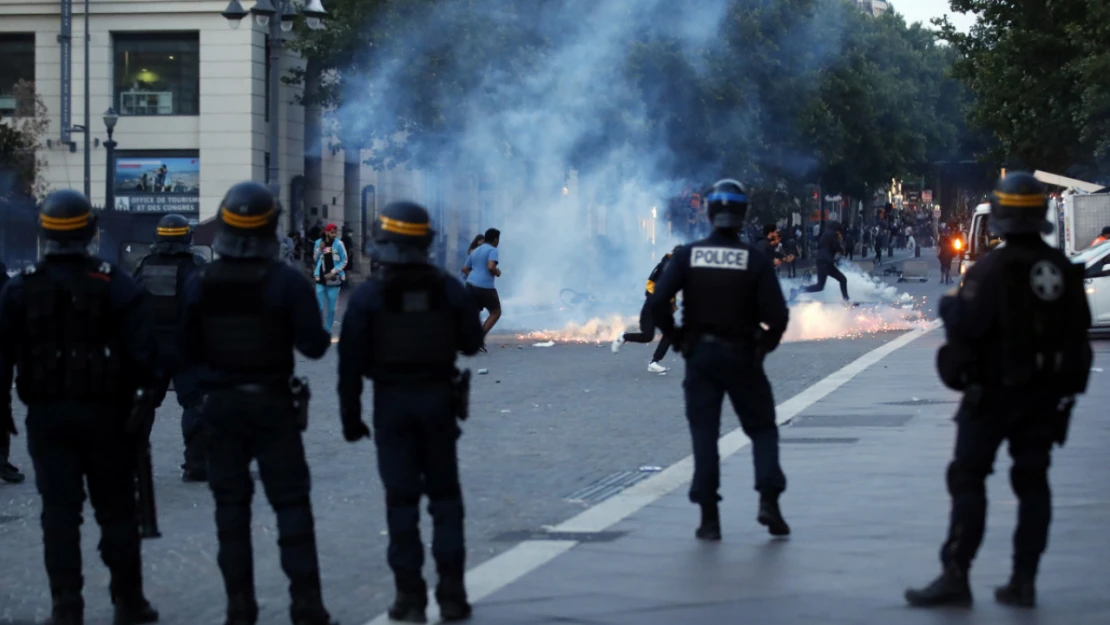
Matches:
[684,239,761,342]
[369,267,456,380]
[197,260,291,377]
[16,257,125,403]
[139,254,189,332]
[996,246,1092,393]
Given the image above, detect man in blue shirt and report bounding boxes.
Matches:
[462,228,502,341]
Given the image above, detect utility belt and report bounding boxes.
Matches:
[695,333,757,351]
[210,376,311,431]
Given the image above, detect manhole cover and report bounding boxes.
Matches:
[789,414,913,427]
[491,529,626,543]
[780,437,859,444]
[565,471,650,503]
[883,399,959,406]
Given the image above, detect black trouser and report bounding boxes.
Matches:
[25,402,144,605]
[373,384,465,594]
[787,260,797,278]
[203,388,325,616]
[803,261,850,300]
[941,407,1055,576]
[622,301,671,363]
[0,428,11,465]
[875,246,883,262]
[939,257,952,282]
[684,341,786,504]
[159,370,208,473]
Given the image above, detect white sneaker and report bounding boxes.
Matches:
[611,336,625,353]
[647,361,668,374]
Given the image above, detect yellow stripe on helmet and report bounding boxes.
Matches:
[221,205,275,229]
[993,191,1046,208]
[156,226,190,237]
[380,215,429,236]
[40,212,90,231]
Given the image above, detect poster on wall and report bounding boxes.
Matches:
[113,153,200,214]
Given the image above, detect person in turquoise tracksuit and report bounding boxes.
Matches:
[313,224,348,333]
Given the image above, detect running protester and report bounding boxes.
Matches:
[791,221,850,303]
[462,228,502,347]
[612,248,678,373]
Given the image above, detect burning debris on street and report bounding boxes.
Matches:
[511,265,930,345]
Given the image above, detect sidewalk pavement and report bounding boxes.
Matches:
[413,327,1110,625]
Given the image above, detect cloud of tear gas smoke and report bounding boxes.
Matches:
[341,0,865,334]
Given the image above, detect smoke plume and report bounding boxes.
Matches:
[340,0,909,337]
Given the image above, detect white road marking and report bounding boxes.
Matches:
[361,320,940,625]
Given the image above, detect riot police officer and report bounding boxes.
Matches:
[180,182,336,625]
[650,179,791,541]
[906,172,1092,609]
[0,260,27,484]
[337,201,483,623]
[133,214,208,482]
[0,190,160,624]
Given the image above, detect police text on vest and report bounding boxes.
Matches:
[691,247,749,270]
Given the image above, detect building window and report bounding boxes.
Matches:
[0,34,35,116]
[113,32,199,116]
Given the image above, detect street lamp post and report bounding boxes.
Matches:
[103,107,119,213]
[221,0,328,204]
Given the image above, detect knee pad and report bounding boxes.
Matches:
[426,482,462,503]
[386,490,421,509]
[1010,464,1049,498]
[428,498,464,524]
[41,504,82,533]
[946,460,987,496]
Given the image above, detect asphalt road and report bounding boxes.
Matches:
[0,258,952,625]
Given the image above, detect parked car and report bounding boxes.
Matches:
[1073,240,1110,331]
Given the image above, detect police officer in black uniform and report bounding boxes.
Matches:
[0,190,160,624]
[180,182,336,625]
[0,259,27,484]
[906,172,1093,609]
[650,179,791,541]
[133,214,208,482]
[338,201,483,623]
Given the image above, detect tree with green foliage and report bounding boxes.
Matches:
[289,0,970,210]
[0,80,50,200]
[937,0,1110,178]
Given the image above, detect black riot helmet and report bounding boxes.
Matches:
[989,171,1051,236]
[704,179,749,229]
[212,181,281,259]
[155,213,192,244]
[39,189,98,255]
[374,201,436,265]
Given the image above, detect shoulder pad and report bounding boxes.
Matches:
[22,264,37,276]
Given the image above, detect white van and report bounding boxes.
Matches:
[959,201,1060,279]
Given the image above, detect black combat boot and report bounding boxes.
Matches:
[905,565,973,607]
[436,576,472,622]
[994,571,1036,608]
[45,579,84,625]
[109,568,159,625]
[757,497,790,537]
[111,590,158,624]
[223,590,258,625]
[388,575,427,623]
[290,588,338,625]
[695,503,721,541]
